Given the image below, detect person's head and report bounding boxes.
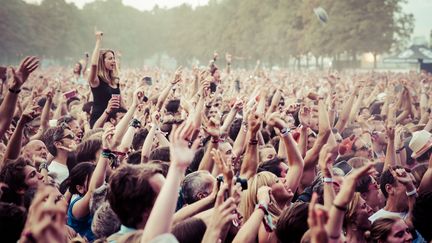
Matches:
[259,144,277,162]
[22,139,48,162]
[60,162,95,196]
[131,128,149,151]
[97,49,118,83]
[412,191,432,242]
[73,62,82,74]
[171,217,207,243]
[108,164,165,229]
[356,174,383,210]
[275,202,309,243]
[0,202,27,243]
[229,118,242,141]
[107,107,127,126]
[92,202,121,239]
[43,125,77,157]
[148,146,170,162]
[58,116,82,142]
[75,139,102,164]
[380,168,409,211]
[0,158,44,194]
[240,172,290,221]
[344,192,373,232]
[258,157,288,178]
[359,107,371,118]
[370,217,412,243]
[165,99,180,115]
[181,171,215,205]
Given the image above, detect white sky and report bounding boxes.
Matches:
[23,0,432,38]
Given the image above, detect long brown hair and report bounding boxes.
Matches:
[97,49,118,85]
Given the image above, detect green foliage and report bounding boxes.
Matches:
[0,0,414,67]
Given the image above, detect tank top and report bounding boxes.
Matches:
[90,76,120,128]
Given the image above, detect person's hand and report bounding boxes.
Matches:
[95,30,103,41]
[8,56,40,90]
[233,98,244,111]
[318,145,336,177]
[267,112,286,130]
[299,106,312,127]
[337,163,375,205]
[386,125,395,141]
[151,111,161,125]
[171,66,183,85]
[169,122,200,170]
[285,103,301,114]
[225,53,232,63]
[248,111,262,135]
[308,193,329,243]
[257,186,271,206]
[105,97,120,113]
[202,115,222,138]
[213,51,219,60]
[212,148,234,193]
[132,86,146,107]
[20,105,41,125]
[208,183,237,231]
[21,186,67,243]
[389,167,415,187]
[102,126,116,150]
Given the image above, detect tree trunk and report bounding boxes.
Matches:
[373,52,377,69]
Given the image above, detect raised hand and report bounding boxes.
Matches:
[267,112,286,130]
[95,29,103,41]
[389,167,415,187]
[338,163,375,205]
[212,148,234,193]
[105,97,120,114]
[248,111,262,135]
[20,105,41,124]
[102,126,116,150]
[169,122,200,169]
[8,56,40,90]
[225,53,232,63]
[202,115,222,138]
[308,193,329,243]
[257,186,272,205]
[299,106,312,127]
[171,66,183,85]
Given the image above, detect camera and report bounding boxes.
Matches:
[217,175,248,191]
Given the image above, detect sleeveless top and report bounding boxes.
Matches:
[89,76,120,128]
[67,196,95,242]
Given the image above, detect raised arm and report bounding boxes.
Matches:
[334,90,357,133]
[111,87,144,147]
[268,112,304,193]
[232,186,271,243]
[140,122,200,242]
[71,127,112,219]
[326,164,374,241]
[88,31,103,88]
[3,106,40,161]
[93,97,120,129]
[156,67,182,111]
[240,111,262,180]
[30,91,52,141]
[304,101,332,170]
[0,56,39,139]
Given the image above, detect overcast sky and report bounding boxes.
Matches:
[24,0,432,38]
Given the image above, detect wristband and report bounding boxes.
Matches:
[9,88,21,94]
[129,118,142,129]
[255,203,269,215]
[333,203,347,211]
[280,127,291,137]
[322,177,333,183]
[406,188,417,197]
[39,162,49,171]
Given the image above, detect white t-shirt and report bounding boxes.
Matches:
[48,161,69,185]
[368,208,408,223]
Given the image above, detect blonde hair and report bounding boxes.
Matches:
[344,192,362,228]
[97,49,118,85]
[370,216,402,243]
[239,171,282,222]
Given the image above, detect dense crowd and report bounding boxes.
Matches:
[1,31,432,243]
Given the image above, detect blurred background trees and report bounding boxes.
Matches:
[0,0,414,68]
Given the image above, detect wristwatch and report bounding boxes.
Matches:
[39,162,48,171]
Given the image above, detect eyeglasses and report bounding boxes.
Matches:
[62,134,75,140]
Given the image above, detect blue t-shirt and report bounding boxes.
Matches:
[67,196,95,242]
